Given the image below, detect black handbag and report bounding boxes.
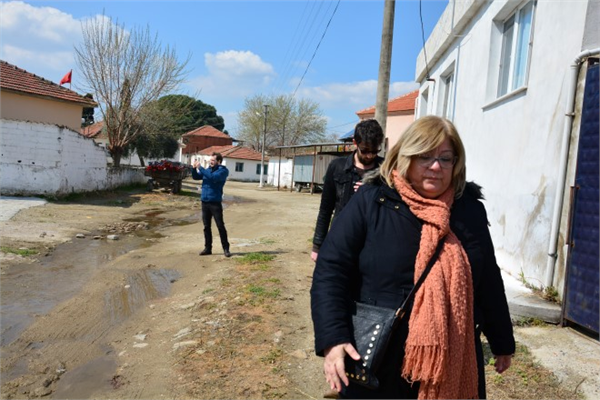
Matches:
[345,237,446,389]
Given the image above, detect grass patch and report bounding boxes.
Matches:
[247,284,280,299]
[259,238,276,245]
[484,340,583,399]
[0,246,39,256]
[260,348,283,364]
[237,252,275,265]
[513,317,548,327]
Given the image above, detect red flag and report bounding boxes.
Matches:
[59,70,72,85]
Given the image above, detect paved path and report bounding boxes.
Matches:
[0,196,47,221]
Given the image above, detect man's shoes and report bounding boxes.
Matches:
[199,248,212,256]
[224,249,232,258]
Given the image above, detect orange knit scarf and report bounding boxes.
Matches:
[393,172,478,399]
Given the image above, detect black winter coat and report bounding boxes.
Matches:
[312,153,384,251]
[310,180,515,399]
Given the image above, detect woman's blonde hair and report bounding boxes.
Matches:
[380,115,467,198]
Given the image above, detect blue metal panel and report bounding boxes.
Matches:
[564,61,599,334]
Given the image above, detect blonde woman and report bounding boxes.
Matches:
[311,116,514,399]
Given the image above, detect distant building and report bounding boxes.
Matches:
[354,89,418,151]
[180,125,233,162]
[192,145,268,182]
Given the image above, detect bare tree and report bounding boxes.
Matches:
[236,94,326,150]
[74,14,189,166]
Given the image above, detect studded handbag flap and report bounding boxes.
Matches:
[344,236,446,389]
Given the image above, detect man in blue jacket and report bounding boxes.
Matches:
[192,152,231,257]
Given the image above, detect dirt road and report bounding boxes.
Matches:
[1,181,328,399]
[0,180,589,400]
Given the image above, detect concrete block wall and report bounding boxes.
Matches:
[0,119,145,196]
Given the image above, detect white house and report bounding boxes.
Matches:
[416,0,599,332]
[193,145,268,182]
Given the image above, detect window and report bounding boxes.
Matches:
[419,87,429,117]
[235,162,244,172]
[497,1,534,97]
[256,164,268,174]
[442,71,454,119]
[438,64,455,119]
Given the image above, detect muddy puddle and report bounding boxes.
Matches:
[0,209,193,394]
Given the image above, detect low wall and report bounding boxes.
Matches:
[0,119,145,196]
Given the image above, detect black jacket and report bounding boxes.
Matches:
[312,153,384,251]
[310,180,515,398]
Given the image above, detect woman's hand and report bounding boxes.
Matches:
[311,251,318,262]
[323,343,361,393]
[494,354,513,374]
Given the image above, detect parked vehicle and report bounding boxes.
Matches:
[144,160,190,194]
[292,154,340,193]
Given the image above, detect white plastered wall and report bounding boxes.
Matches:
[0,119,145,196]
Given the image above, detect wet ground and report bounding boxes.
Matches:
[0,206,198,398]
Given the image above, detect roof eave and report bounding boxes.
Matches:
[1,87,98,107]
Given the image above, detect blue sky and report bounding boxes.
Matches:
[0,0,447,138]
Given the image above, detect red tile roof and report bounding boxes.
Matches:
[199,145,236,156]
[0,61,97,107]
[200,145,267,162]
[80,121,105,138]
[182,125,230,139]
[356,89,418,117]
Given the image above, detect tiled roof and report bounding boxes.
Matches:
[182,125,230,139]
[200,145,267,162]
[356,89,418,117]
[0,60,97,107]
[199,145,236,156]
[80,121,105,138]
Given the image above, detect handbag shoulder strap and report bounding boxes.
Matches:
[396,236,446,318]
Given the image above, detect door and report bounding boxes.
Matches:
[563,59,599,335]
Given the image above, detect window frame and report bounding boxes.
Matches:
[256,163,268,175]
[497,0,535,97]
[235,162,244,172]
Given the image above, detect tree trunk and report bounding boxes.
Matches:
[111,149,122,167]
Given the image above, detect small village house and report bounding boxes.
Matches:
[179,125,233,164]
[0,60,144,196]
[355,89,419,151]
[192,145,268,183]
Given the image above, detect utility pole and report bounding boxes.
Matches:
[259,104,269,188]
[375,0,395,139]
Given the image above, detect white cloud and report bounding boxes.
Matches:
[296,80,419,111]
[0,1,83,76]
[189,50,276,99]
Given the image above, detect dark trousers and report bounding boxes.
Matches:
[201,201,229,251]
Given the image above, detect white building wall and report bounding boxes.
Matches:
[267,157,293,188]
[191,154,266,182]
[416,1,595,293]
[0,119,145,196]
[223,158,266,182]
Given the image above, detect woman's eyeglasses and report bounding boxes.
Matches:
[415,152,457,169]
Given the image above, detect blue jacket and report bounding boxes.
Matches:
[191,164,229,202]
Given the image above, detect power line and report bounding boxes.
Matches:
[419,0,431,80]
[291,0,341,98]
[272,1,321,95]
